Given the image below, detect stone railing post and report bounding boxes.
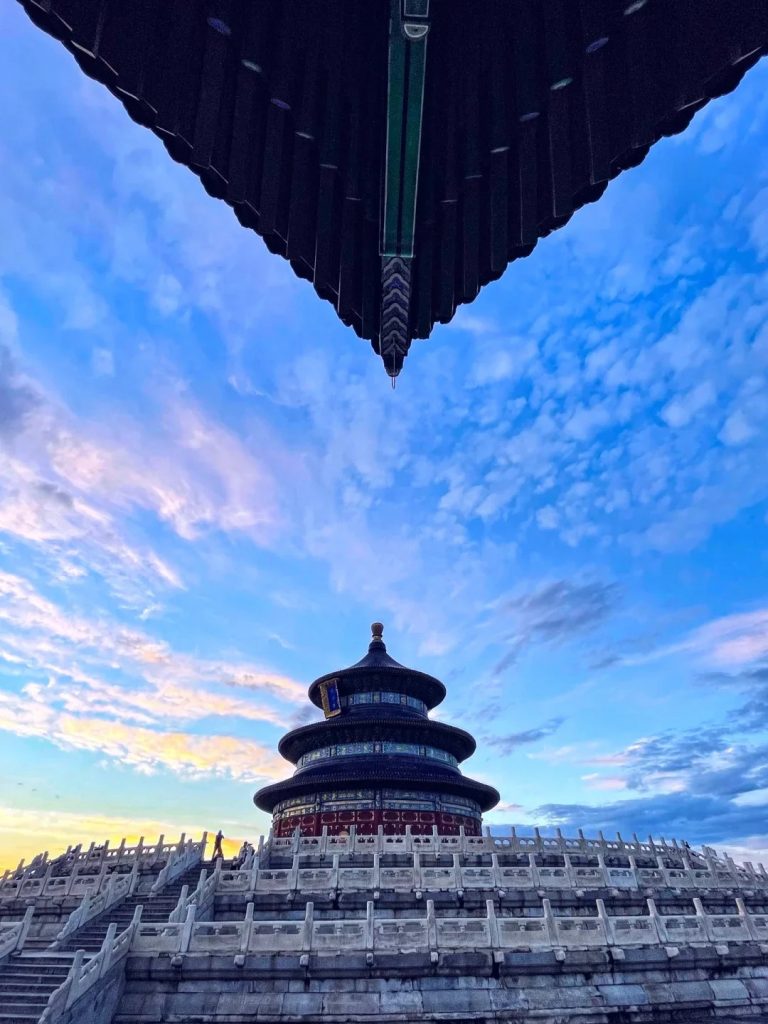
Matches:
[64,949,85,1010]
[290,855,300,892]
[320,826,328,857]
[15,906,34,952]
[646,898,665,943]
[627,853,639,881]
[365,900,374,955]
[171,885,189,923]
[486,899,500,950]
[240,902,254,953]
[96,862,109,894]
[99,922,117,978]
[692,896,711,941]
[528,852,540,887]
[370,853,378,892]
[597,851,609,885]
[736,897,760,940]
[453,853,461,889]
[426,899,437,955]
[78,895,91,931]
[562,852,575,886]
[595,899,613,945]
[66,863,81,896]
[40,863,54,892]
[413,851,421,890]
[542,899,558,947]
[491,853,502,888]
[302,901,314,953]
[180,904,196,954]
[702,847,723,883]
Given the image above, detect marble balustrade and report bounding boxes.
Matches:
[0,833,208,902]
[129,896,768,958]
[216,847,768,897]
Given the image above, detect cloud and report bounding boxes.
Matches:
[486,717,566,754]
[0,571,306,782]
[534,791,768,854]
[660,380,717,429]
[0,569,305,705]
[0,344,184,601]
[599,607,768,676]
[0,341,37,439]
[0,687,286,784]
[486,801,524,816]
[492,579,619,673]
[527,672,768,849]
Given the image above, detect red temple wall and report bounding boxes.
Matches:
[273,808,481,837]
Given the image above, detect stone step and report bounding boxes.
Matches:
[0,1014,41,1024]
[11,956,75,967]
[2,961,74,973]
[0,983,62,995]
[0,1002,50,1015]
[0,971,71,986]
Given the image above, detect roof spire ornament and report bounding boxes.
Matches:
[371,621,384,643]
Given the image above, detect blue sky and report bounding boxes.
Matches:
[1,5,768,868]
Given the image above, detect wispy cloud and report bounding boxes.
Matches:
[0,687,286,784]
[491,579,619,674]
[486,717,566,754]
[0,570,305,784]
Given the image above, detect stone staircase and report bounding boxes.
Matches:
[0,952,75,1023]
[0,861,213,1022]
[57,864,205,955]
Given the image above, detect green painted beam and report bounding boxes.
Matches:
[381,0,429,258]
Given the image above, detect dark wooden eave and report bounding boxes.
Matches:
[16,0,768,377]
[278,715,477,764]
[254,759,500,814]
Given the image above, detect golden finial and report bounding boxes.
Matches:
[371,622,384,642]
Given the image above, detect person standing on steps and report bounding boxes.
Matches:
[212,829,224,861]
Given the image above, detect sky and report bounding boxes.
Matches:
[1,7,767,872]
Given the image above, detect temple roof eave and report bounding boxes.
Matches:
[307,664,446,710]
[253,766,500,815]
[277,714,477,763]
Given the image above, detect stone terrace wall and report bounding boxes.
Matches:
[117,945,768,1023]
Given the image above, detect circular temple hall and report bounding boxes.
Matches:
[254,624,499,837]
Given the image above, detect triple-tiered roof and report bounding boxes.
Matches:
[254,623,498,835]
